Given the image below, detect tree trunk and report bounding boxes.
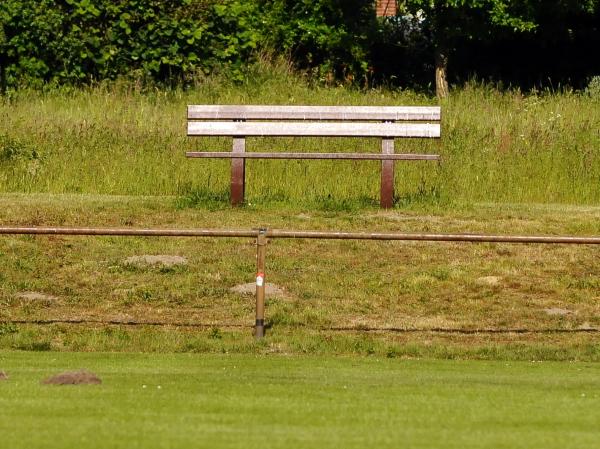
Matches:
[434,46,449,99]
[432,2,449,99]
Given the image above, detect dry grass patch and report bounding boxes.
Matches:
[42,369,101,385]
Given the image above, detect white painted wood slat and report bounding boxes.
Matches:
[187,121,440,138]
[187,105,441,121]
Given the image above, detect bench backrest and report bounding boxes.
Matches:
[187,105,441,138]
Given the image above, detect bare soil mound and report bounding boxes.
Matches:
[0,371,8,381]
[476,276,502,286]
[230,282,288,298]
[16,291,58,304]
[42,369,101,385]
[544,308,574,316]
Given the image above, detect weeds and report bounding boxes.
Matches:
[585,75,600,99]
[175,187,230,210]
[0,322,18,336]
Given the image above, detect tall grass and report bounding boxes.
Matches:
[0,66,598,208]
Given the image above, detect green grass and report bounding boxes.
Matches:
[1,194,599,359]
[1,73,598,447]
[0,73,598,358]
[0,73,598,207]
[1,351,600,449]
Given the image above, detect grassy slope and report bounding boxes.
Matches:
[0,77,598,206]
[0,195,598,359]
[1,74,598,448]
[1,352,599,449]
[0,76,598,358]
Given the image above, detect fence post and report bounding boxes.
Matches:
[255,228,268,339]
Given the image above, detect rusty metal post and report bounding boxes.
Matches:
[380,134,395,209]
[255,228,268,339]
[231,121,246,206]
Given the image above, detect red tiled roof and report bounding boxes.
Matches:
[376,0,397,17]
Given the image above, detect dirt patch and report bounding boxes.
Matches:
[230,282,288,298]
[476,276,502,286]
[367,212,445,224]
[42,369,102,385]
[112,288,137,298]
[16,291,58,305]
[544,308,574,316]
[124,255,187,268]
[0,371,8,381]
[350,315,462,330]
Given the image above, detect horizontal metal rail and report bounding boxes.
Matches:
[2,226,599,339]
[0,227,257,238]
[186,152,441,161]
[269,230,600,244]
[1,227,599,244]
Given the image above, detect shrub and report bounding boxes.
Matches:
[585,75,600,99]
[0,0,378,89]
[0,0,262,88]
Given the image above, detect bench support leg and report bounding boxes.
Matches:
[231,136,246,206]
[255,228,267,339]
[380,137,395,208]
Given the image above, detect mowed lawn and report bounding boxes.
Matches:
[1,352,599,449]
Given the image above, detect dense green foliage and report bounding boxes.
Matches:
[0,0,376,88]
[0,0,262,87]
[1,0,599,90]
[258,0,377,84]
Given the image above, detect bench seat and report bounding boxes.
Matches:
[186,105,441,208]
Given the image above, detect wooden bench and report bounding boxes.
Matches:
[186,105,441,208]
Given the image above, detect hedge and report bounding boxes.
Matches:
[0,0,375,89]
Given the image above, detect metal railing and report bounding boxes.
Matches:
[2,226,599,338]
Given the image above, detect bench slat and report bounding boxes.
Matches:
[186,152,441,160]
[188,122,440,138]
[188,105,441,121]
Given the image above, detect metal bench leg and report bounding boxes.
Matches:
[380,136,395,208]
[231,136,246,206]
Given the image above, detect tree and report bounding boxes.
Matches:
[259,0,377,84]
[399,1,536,97]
